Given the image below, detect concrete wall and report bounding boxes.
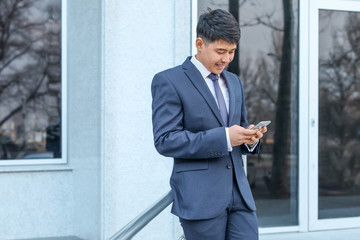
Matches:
[68,0,102,239]
[102,0,191,239]
[0,170,74,239]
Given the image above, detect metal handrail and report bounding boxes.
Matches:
[109,190,174,240]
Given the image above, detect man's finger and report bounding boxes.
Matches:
[243,129,258,135]
[260,126,267,133]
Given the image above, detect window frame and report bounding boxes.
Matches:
[0,0,67,166]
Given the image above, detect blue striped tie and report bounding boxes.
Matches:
[208,73,228,126]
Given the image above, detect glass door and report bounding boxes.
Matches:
[309,0,360,231]
[197,0,300,231]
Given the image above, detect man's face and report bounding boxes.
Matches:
[195,38,237,75]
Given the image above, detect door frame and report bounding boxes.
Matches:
[308,0,360,231]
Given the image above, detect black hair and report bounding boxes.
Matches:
[197,8,241,44]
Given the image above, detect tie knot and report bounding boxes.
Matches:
[208,73,219,82]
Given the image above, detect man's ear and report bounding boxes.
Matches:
[195,37,205,52]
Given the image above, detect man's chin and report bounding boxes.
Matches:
[213,65,226,74]
[213,70,224,75]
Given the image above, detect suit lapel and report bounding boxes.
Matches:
[221,71,236,126]
[182,58,225,126]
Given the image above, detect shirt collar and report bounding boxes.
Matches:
[190,55,215,79]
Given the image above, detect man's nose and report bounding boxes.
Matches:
[221,54,231,63]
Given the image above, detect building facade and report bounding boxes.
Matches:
[0,0,359,239]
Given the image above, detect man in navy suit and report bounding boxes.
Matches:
[151,9,267,240]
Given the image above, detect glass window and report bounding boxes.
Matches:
[198,0,299,227]
[318,9,360,219]
[0,0,63,162]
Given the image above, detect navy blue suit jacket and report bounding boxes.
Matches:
[151,57,258,220]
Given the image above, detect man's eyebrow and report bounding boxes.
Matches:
[215,47,237,51]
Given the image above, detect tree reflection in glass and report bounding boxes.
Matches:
[318,10,360,219]
[198,0,299,227]
[0,0,62,160]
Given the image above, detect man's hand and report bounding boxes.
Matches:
[247,124,267,146]
[228,124,267,147]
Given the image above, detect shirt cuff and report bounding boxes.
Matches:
[246,141,259,152]
[225,127,233,152]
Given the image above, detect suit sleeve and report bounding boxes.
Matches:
[151,73,228,159]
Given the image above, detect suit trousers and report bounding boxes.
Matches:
[179,180,259,240]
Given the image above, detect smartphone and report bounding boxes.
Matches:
[251,121,271,130]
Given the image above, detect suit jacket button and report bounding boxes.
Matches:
[227,164,232,169]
